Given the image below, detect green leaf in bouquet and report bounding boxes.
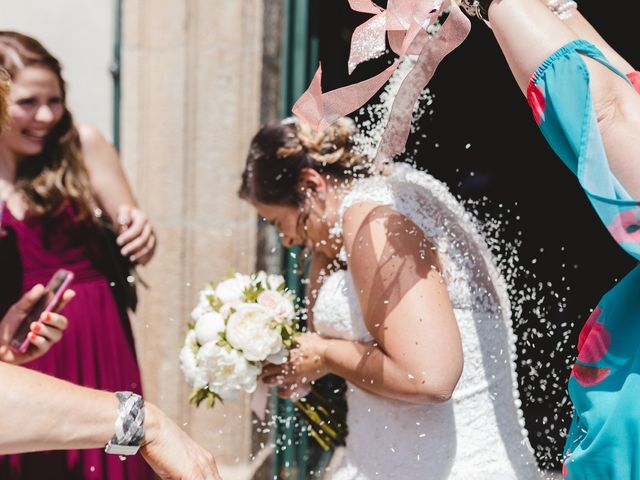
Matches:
[280,324,299,349]
[242,284,261,303]
[206,293,223,312]
[222,269,237,281]
[253,278,267,294]
[216,336,234,352]
[189,388,223,408]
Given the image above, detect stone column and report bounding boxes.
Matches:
[120,1,263,477]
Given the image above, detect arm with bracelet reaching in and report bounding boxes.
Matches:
[0,361,221,480]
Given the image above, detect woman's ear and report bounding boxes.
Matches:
[298,168,327,198]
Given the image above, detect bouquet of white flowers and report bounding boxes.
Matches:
[180,272,297,406]
[180,271,347,450]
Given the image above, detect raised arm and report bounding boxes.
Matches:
[558,9,635,75]
[486,0,640,198]
[79,124,156,265]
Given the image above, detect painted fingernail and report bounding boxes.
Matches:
[40,312,52,323]
[28,332,37,341]
[31,322,42,333]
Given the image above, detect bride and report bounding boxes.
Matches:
[241,117,541,479]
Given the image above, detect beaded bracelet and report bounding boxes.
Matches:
[546,0,579,20]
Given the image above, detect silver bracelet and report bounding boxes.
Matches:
[546,0,578,20]
[105,391,145,458]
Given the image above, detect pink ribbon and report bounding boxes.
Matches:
[292,0,471,163]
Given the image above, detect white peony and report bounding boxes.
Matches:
[196,341,260,400]
[257,290,295,325]
[191,289,215,320]
[219,301,241,319]
[253,271,268,287]
[194,311,225,345]
[267,274,286,291]
[266,347,289,365]
[226,304,283,362]
[179,331,208,390]
[215,274,251,305]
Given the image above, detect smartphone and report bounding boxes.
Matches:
[10,269,74,354]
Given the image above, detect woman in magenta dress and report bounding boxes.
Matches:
[0,32,157,479]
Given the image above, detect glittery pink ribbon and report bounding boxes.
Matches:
[292,0,471,163]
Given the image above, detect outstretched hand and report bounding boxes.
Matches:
[142,403,222,480]
[0,284,75,365]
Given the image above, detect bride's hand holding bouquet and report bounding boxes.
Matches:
[179,271,347,450]
[261,333,330,400]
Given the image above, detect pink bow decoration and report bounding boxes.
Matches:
[292,0,471,164]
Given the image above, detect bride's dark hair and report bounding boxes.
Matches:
[239,117,372,206]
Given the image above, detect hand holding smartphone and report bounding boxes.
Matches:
[10,269,74,354]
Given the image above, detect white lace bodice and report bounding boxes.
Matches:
[313,163,541,479]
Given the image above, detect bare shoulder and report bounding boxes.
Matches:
[77,123,106,145]
[343,201,439,270]
[342,201,388,250]
[77,124,117,164]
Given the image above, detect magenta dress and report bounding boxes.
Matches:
[0,203,155,480]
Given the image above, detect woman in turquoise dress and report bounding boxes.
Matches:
[459,0,640,477]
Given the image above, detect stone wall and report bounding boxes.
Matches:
[120,1,263,476]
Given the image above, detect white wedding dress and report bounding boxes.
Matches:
[313,163,542,479]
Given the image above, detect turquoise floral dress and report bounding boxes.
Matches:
[527,40,640,479]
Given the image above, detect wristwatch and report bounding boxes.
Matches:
[105,391,145,457]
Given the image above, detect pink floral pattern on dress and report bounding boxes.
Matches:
[608,209,640,245]
[577,307,610,363]
[572,364,610,387]
[527,80,546,125]
[571,307,611,387]
[562,449,571,477]
[627,71,640,94]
